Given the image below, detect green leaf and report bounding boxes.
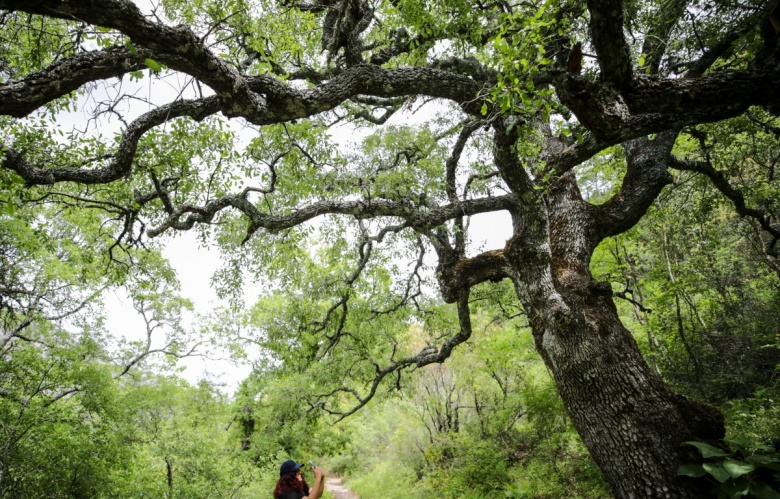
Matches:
[678,464,707,478]
[144,58,162,72]
[722,460,755,479]
[703,462,731,483]
[747,457,780,472]
[750,482,780,499]
[719,478,750,498]
[684,441,731,458]
[481,103,488,116]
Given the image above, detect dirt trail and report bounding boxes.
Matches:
[324,474,359,499]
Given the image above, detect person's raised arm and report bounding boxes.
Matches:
[306,466,325,499]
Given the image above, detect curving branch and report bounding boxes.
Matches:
[308,291,474,422]
[146,191,516,239]
[444,120,482,255]
[113,301,206,379]
[0,45,149,118]
[2,96,220,185]
[0,0,268,119]
[590,131,677,242]
[445,121,481,204]
[587,15,777,243]
[578,9,771,243]
[491,121,537,197]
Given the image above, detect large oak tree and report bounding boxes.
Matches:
[2,0,780,496]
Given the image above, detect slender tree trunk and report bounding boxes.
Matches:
[165,458,174,498]
[503,177,724,498]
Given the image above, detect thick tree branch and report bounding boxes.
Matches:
[245,64,484,124]
[0,45,148,118]
[445,121,481,203]
[555,65,780,144]
[437,250,509,304]
[492,122,537,199]
[591,131,676,241]
[147,191,516,239]
[573,9,768,242]
[445,121,481,254]
[2,6,778,194]
[625,68,780,116]
[586,0,633,86]
[2,96,220,185]
[0,0,269,119]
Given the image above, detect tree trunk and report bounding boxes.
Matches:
[503,177,725,498]
[535,287,722,498]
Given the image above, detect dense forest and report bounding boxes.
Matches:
[1,0,780,497]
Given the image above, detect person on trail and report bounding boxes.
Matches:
[273,460,325,499]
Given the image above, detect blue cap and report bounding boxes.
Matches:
[280,460,304,476]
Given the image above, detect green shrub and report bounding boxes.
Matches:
[678,440,780,498]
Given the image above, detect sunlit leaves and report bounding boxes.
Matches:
[243,120,339,209]
[575,145,626,203]
[134,116,241,221]
[589,110,780,403]
[483,1,560,119]
[158,0,322,73]
[0,12,74,79]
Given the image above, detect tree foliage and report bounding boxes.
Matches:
[2,0,780,497]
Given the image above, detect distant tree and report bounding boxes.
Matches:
[0,199,213,495]
[2,0,780,496]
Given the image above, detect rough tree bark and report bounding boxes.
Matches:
[2,0,780,497]
[460,125,727,498]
